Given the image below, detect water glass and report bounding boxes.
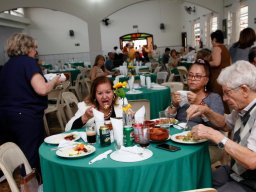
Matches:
[134,126,150,148]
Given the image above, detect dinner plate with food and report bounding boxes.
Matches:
[44,132,81,145]
[171,131,207,144]
[153,118,178,127]
[56,143,96,158]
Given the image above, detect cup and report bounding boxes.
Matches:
[159,110,169,119]
[136,126,150,148]
[86,126,96,144]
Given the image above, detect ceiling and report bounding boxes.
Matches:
[0,0,221,23]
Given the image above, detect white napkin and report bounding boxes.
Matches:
[146,76,151,89]
[135,66,140,74]
[140,75,146,87]
[110,117,123,147]
[79,132,87,142]
[44,73,66,82]
[89,149,113,165]
[134,106,145,124]
[177,91,190,107]
[128,76,134,90]
[92,108,104,135]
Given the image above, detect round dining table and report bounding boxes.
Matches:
[39,128,212,192]
[48,68,80,82]
[125,86,170,119]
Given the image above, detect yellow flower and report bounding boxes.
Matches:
[123,104,132,113]
[128,65,135,69]
[113,82,127,89]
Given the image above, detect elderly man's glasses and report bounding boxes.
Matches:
[187,73,207,81]
[223,86,241,97]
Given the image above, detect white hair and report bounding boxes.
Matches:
[217,60,256,90]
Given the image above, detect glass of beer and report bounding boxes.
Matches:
[86,126,96,144]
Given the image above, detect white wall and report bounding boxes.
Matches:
[101,0,183,55]
[25,8,89,55]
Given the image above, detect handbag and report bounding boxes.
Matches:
[20,168,39,192]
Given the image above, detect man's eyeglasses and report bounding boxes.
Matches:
[187,73,207,81]
[223,86,241,97]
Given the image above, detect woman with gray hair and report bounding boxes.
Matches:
[186,61,256,191]
[0,33,62,176]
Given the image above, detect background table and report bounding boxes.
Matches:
[110,73,157,83]
[48,68,80,82]
[39,128,212,192]
[125,87,170,119]
[65,62,84,68]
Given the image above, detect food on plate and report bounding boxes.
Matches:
[149,128,169,141]
[154,118,178,125]
[69,143,89,156]
[144,120,156,128]
[64,134,76,141]
[175,132,197,142]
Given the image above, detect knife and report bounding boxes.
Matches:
[89,149,113,165]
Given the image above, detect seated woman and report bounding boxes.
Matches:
[90,55,112,81]
[167,59,225,163]
[166,59,224,128]
[65,76,124,131]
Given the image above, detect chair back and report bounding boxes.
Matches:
[177,66,188,85]
[156,71,168,84]
[0,142,33,192]
[153,66,161,73]
[128,99,150,120]
[161,82,184,93]
[62,91,79,121]
[144,62,152,72]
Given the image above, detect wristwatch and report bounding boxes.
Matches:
[217,137,228,149]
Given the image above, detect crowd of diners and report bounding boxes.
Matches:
[1,27,256,191]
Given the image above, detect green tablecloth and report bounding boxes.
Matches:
[125,87,170,119]
[39,128,212,192]
[179,61,193,69]
[42,64,53,70]
[48,68,80,82]
[110,74,157,83]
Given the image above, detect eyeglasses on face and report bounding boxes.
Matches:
[187,73,207,81]
[223,86,241,97]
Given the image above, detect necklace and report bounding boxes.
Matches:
[103,105,113,120]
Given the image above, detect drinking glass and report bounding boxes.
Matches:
[135,127,150,148]
[86,126,96,144]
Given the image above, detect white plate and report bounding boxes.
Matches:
[126,90,143,94]
[44,132,80,145]
[152,118,178,127]
[110,148,153,162]
[56,144,95,158]
[171,131,207,144]
[151,86,167,90]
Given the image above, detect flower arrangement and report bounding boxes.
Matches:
[113,81,132,113]
[113,81,134,126]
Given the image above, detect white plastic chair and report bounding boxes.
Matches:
[0,142,33,192]
[161,82,184,93]
[177,66,188,85]
[62,91,79,121]
[44,87,67,133]
[156,71,168,84]
[69,73,84,101]
[128,99,150,120]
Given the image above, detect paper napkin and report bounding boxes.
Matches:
[146,76,151,89]
[134,106,145,124]
[110,117,124,147]
[140,75,146,87]
[89,150,113,165]
[92,108,104,135]
[177,91,190,107]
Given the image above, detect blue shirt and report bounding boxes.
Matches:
[0,55,47,116]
